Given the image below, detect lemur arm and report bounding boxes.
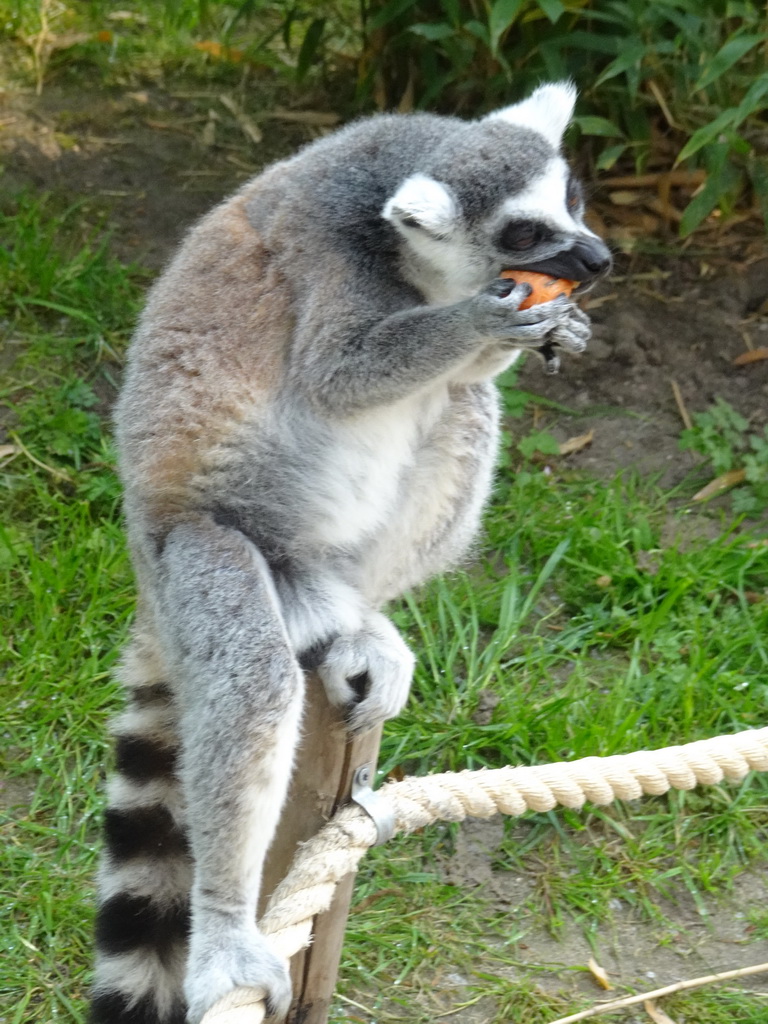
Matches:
[288,274,579,415]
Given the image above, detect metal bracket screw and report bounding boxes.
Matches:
[350,763,396,846]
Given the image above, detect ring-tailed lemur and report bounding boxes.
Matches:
[91,82,611,1024]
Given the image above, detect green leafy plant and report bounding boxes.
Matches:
[0,194,138,515]
[680,398,768,514]
[14,378,102,470]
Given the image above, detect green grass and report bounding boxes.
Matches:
[0,194,138,1023]
[2,194,767,1022]
[2,0,303,94]
[385,471,768,773]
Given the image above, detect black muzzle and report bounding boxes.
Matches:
[518,235,612,285]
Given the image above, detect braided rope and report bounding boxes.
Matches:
[200,726,768,1024]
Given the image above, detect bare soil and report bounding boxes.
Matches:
[3,82,768,1015]
[441,819,768,1017]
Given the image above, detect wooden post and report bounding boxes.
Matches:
[259,673,383,1024]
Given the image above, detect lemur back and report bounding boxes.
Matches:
[92,83,610,1024]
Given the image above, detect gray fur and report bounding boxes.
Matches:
[93,82,610,1024]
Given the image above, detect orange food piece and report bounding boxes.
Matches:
[500,270,577,309]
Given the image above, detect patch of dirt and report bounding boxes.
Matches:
[442,819,768,1014]
[519,271,768,487]
[0,774,37,811]
[1,85,313,267]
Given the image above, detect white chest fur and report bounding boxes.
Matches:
[296,387,449,551]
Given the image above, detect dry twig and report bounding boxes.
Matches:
[669,379,692,431]
[9,432,71,482]
[546,961,768,1024]
[599,171,706,189]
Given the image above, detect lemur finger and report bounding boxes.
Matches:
[346,671,371,703]
[556,331,589,354]
[494,290,571,320]
[346,686,409,734]
[317,619,414,728]
[497,320,568,345]
[538,342,561,374]
[346,652,413,732]
[317,646,368,708]
[550,313,592,353]
[484,279,533,302]
[472,289,571,340]
[565,303,591,328]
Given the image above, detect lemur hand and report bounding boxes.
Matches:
[469,280,588,351]
[317,613,415,735]
[547,301,591,354]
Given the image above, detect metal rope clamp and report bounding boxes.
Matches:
[350,763,396,846]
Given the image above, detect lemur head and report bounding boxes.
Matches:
[383,82,611,300]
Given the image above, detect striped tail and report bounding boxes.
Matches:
[91,635,191,1024]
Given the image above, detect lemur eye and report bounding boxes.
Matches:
[499,220,544,251]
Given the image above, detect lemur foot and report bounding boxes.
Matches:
[185,923,291,1023]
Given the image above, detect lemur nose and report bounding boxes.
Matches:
[572,237,612,278]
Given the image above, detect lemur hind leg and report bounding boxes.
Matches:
[159,519,302,1023]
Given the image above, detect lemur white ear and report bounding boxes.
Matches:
[383,174,457,238]
[486,81,577,149]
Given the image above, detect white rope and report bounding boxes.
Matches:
[200,726,768,1024]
